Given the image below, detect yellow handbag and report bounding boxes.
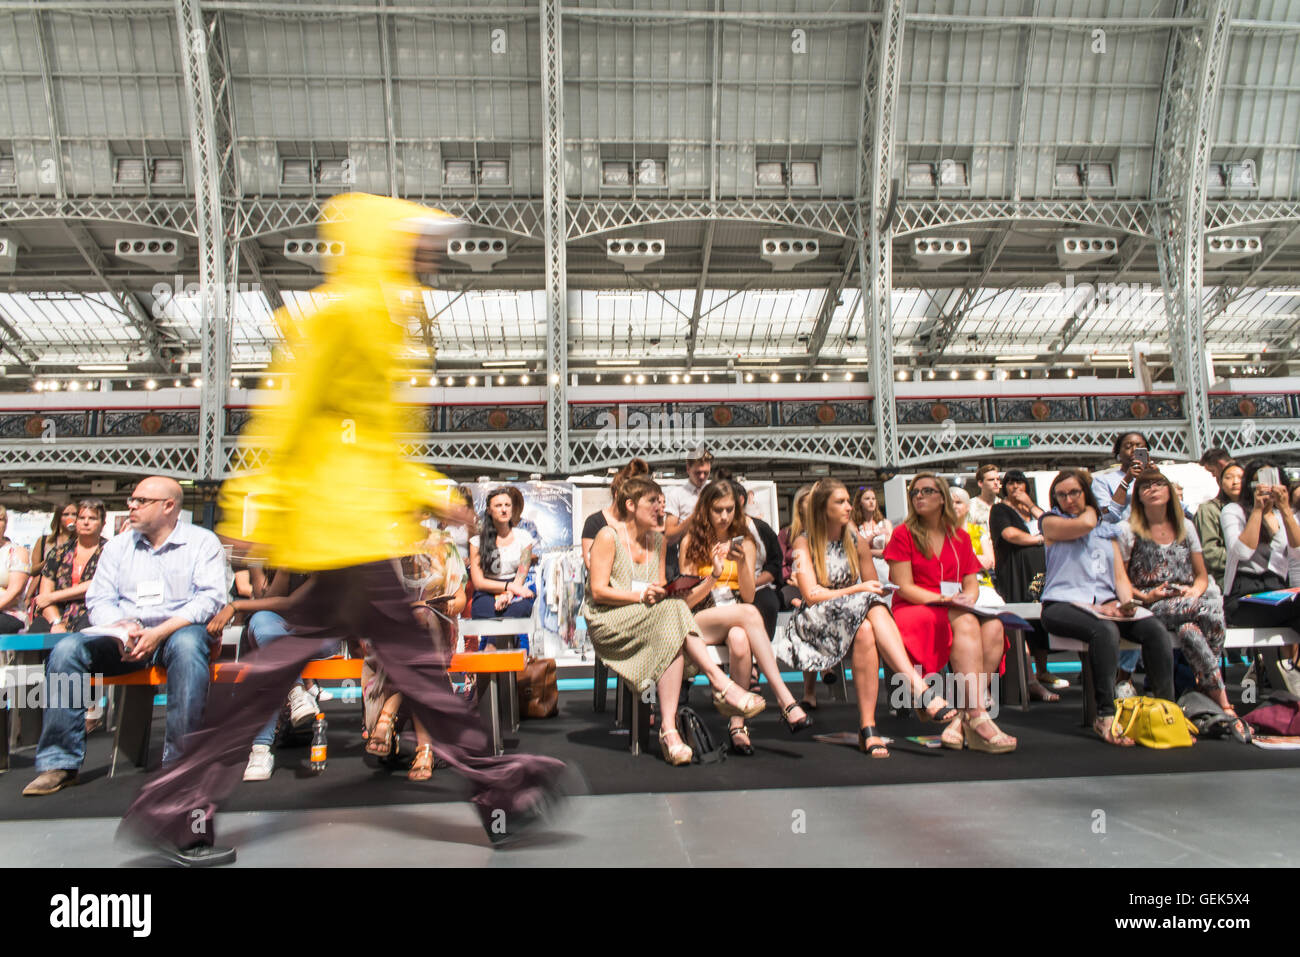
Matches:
[1110,696,1198,749]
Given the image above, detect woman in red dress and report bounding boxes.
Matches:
[883,473,1015,753]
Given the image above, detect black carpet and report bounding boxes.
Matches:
[3,674,1298,823]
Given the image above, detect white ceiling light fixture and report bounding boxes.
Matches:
[78,364,129,372]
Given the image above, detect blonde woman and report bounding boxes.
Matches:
[883,474,1014,753]
[774,479,957,757]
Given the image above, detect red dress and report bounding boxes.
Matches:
[883,524,982,675]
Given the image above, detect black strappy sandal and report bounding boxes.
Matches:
[916,687,959,725]
[798,698,818,712]
[859,726,890,758]
[728,724,755,756]
[778,700,813,734]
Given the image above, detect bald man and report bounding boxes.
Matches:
[24,476,228,796]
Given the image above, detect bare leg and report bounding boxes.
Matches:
[850,618,880,729]
[655,650,686,734]
[864,605,952,714]
[980,618,1006,708]
[948,609,1015,746]
[687,608,763,711]
[802,671,818,704]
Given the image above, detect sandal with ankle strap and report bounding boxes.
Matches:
[1027,681,1061,703]
[964,712,1017,754]
[366,711,398,756]
[940,715,965,750]
[778,700,812,734]
[408,744,435,782]
[1094,714,1136,747]
[660,727,693,766]
[916,687,959,724]
[858,726,889,758]
[728,724,755,756]
[713,679,766,719]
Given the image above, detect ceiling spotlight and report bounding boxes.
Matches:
[949,370,959,380]
[497,375,506,385]
[445,376,454,386]
[927,370,936,380]
[770,373,780,383]
[897,370,908,380]
[33,381,44,392]
[670,374,680,384]
[595,374,602,383]
[795,373,802,382]
[1066,369,1075,378]
[192,377,202,387]
[745,373,754,382]
[231,377,241,388]
[623,374,632,384]
[520,374,530,384]
[702,374,710,383]
[974,369,987,380]
[550,373,559,384]
[47,380,60,391]
[1019,370,1027,378]
[68,381,81,392]
[410,376,418,386]
[844,372,853,381]
[636,374,646,384]
[682,373,691,383]
[173,379,182,388]
[265,378,275,388]
[145,379,157,390]
[468,376,478,386]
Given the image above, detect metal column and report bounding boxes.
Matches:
[1152,0,1234,461]
[540,0,569,474]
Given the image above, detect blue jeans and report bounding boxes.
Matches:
[36,624,212,771]
[247,610,339,748]
[1117,648,1141,674]
[470,591,533,651]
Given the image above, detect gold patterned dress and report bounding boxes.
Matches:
[582,530,698,693]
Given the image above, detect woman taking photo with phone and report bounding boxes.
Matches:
[679,480,812,752]
[1220,461,1300,667]
[1039,469,1175,745]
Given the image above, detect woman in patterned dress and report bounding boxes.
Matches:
[1115,470,1243,731]
[774,479,958,758]
[583,478,766,765]
[678,480,812,753]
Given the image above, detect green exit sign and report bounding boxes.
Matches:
[993,435,1032,449]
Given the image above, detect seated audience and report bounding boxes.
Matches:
[582,458,649,568]
[24,501,77,621]
[468,485,535,646]
[1093,431,1150,524]
[731,480,783,641]
[678,480,811,753]
[30,499,108,634]
[23,476,227,795]
[0,505,31,635]
[583,477,771,765]
[988,471,1061,701]
[361,521,468,782]
[663,448,713,579]
[852,485,893,564]
[1112,469,1241,731]
[1039,469,1174,746]
[774,479,956,758]
[205,567,337,782]
[967,464,1001,551]
[884,474,1014,754]
[1220,460,1300,665]
[779,484,813,611]
[950,487,994,585]
[1196,459,1242,588]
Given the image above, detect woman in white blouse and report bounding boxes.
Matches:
[1220,461,1300,666]
[468,486,536,647]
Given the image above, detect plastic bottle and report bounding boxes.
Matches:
[310,712,327,772]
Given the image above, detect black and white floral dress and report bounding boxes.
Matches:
[772,535,890,671]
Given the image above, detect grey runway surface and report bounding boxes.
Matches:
[2,769,1296,867]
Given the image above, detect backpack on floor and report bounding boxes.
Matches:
[1177,690,1251,743]
[676,707,727,765]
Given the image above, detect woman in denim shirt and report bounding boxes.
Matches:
[1039,469,1174,746]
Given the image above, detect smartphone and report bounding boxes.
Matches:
[1256,466,1280,488]
[729,535,745,550]
[1119,599,1140,612]
[1133,448,1150,467]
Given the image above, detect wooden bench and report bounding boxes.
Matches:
[1048,625,1299,727]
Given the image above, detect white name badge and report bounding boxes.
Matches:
[940,581,962,598]
[136,579,164,607]
[630,579,650,598]
[711,586,736,606]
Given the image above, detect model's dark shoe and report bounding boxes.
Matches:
[151,843,237,868]
[479,781,568,848]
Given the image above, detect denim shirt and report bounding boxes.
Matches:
[1041,508,1120,604]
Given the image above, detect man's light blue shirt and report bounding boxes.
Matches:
[86,520,227,629]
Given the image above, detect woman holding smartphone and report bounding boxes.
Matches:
[1220,461,1300,660]
[679,480,812,752]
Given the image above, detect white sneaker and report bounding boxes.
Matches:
[287,685,318,728]
[1114,680,1137,700]
[243,745,274,782]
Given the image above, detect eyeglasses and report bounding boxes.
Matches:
[1055,488,1085,500]
[126,496,169,509]
[910,487,942,499]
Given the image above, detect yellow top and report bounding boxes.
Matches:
[697,559,740,589]
[218,193,461,570]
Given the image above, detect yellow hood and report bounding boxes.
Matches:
[218,193,463,570]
